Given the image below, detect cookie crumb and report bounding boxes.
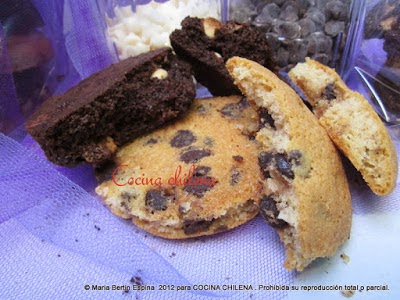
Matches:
[130,276,143,286]
[57,254,61,257]
[169,252,176,258]
[232,155,244,162]
[341,289,355,298]
[94,225,101,231]
[340,253,350,264]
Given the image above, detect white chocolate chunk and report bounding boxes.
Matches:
[151,68,168,80]
[204,21,216,38]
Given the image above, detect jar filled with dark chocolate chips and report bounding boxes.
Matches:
[228,0,352,71]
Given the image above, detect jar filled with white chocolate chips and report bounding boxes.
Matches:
[103,0,222,60]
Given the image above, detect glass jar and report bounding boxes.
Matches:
[100,0,223,61]
[227,0,352,72]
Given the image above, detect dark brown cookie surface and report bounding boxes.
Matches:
[26,48,195,166]
[170,17,276,96]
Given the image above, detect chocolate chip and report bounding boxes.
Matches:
[145,138,158,145]
[233,155,244,162]
[311,53,330,65]
[289,150,302,165]
[276,48,289,67]
[259,195,288,228]
[279,5,299,22]
[145,189,174,211]
[120,201,131,212]
[287,39,309,64]
[307,32,327,54]
[326,1,347,21]
[259,152,295,180]
[258,151,274,179]
[183,165,215,197]
[322,83,336,100]
[299,17,316,37]
[220,97,249,117]
[220,103,238,117]
[275,153,294,179]
[183,219,214,235]
[180,149,211,163]
[259,3,281,20]
[275,21,301,39]
[130,276,143,286]
[266,32,281,50]
[238,97,249,108]
[183,177,215,198]
[306,8,326,29]
[193,166,211,176]
[121,192,135,202]
[258,107,275,129]
[324,20,345,37]
[170,130,196,148]
[230,169,241,186]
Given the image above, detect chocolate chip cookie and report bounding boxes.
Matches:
[95,96,262,239]
[227,57,352,272]
[289,58,398,196]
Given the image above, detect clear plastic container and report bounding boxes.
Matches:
[228,0,352,71]
[342,0,400,124]
[100,0,223,61]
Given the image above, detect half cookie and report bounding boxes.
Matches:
[226,57,352,271]
[95,96,262,239]
[26,48,195,166]
[170,17,275,96]
[289,58,398,196]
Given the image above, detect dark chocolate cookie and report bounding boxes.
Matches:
[170,17,276,96]
[26,48,195,166]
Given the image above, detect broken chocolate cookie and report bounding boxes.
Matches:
[26,48,195,166]
[170,17,276,96]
